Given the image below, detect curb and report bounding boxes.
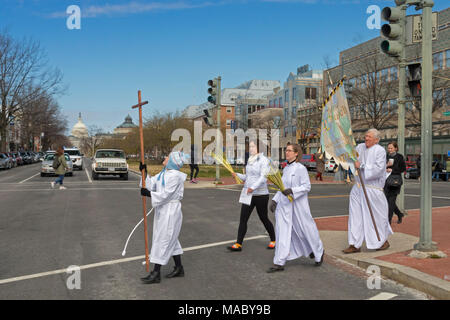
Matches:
[335,254,450,300]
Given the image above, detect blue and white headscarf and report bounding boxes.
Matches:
[157,151,189,186]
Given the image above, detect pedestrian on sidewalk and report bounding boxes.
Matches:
[189,144,200,184]
[51,146,67,190]
[343,129,393,254]
[315,152,324,181]
[384,141,406,224]
[267,143,324,273]
[139,151,188,284]
[228,140,276,252]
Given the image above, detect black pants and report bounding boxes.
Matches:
[189,164,199,180]
[237,194,275,245]
[384,186,402,223]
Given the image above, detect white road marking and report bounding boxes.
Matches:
[18,173,40,184]
[0,188,139,192]
[405,193,450,200]
[368,292,398,300]
[0,235,268,286]
[85,168,92,183]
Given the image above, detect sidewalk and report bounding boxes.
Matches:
[315,206,450,300]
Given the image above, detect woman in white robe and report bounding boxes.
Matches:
[344,129,393,253]
[268,144,324,273]
[228,140,276,251]
[139,151,188,284]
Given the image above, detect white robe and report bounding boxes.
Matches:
[349,143,393,249]
[142,170,187,265]
[236,153,270,196]
[272,162,324,265]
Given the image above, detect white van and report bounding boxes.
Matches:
[64,147,84,170]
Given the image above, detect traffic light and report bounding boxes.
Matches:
[380,6,405,57]
[207,79,218,105]
[203,109,213,126]
[407,63,422,97]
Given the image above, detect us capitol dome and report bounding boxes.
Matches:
[68,113,89,148]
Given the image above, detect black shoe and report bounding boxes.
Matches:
[397,213,404,224]
[315,251,324,266]
[166,266,184,278]
[309,252,315,259]
[141,271,161,284]
[266,265,284,273]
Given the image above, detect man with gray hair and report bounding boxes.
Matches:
[343,129,393,253]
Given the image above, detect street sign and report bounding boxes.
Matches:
[448,150,450,157]
[410,12,437,43]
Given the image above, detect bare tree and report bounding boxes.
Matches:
[80,125,104,157]
[0,30,63,150]
[348,54,399,130]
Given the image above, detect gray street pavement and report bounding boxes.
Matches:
[1,159,449,300]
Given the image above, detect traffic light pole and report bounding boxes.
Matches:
[414,0,437,252]
[397,4,407,214]
[216,76,222,183]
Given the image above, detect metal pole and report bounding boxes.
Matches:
[414,0,437,252]
[397,4,407,214]
[216,76,222,182]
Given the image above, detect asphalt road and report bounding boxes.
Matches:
[1,159,448,300]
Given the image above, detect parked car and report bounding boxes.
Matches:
[92,149,128,180]
[404,167,419,179]
[300,154,317,171]
[64,147,84,170]
[325,158,336,172]
[41,153,73,176]
[6,152,17,167]
[13,152,23,166]
[19,151,31,164]
[0,153,12,170]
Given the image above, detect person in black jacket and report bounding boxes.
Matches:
[384,142,407,224]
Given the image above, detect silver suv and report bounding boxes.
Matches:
[92,149,128,180]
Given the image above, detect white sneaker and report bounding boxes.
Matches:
[59,186,67,190]
[51,182,55,189]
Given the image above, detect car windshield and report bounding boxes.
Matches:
[45,154,70,161]
[65,150,81,156]
[96,150,125,159]
[302,155,311,160]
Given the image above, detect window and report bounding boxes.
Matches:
[292,87,297,102]
[445,88,450,106]
[284,127,289,137]
[292,106,297,117]
[284,108,289,121]
[446,49,450,69]
[279,97,283,107]
[235,106,241,115]
[389,99,397,112]
[406,102,413,111]
[433,52,443,70]
[226,120,231,126]
[226,107,232,113]
[360,74,367,88]
[292,126,297,135]
[390,66,398,81]
[285,90,289,103]
[305,87,317,99]
[381,68,389,82]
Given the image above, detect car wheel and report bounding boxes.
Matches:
[405,172,410,179]
[41,173,45,177]
[122,173,128,180]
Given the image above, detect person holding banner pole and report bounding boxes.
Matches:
[343,129,393,254]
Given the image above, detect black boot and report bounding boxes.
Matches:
[315,251,324,266]
[397,212,404,224]
[166,266,184,278]
[141,271,161,284]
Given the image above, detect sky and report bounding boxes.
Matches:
[1,0,448,134]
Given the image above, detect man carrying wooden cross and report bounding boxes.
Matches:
[343,129,393,253]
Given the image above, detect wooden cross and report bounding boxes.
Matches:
[132,90,150,272]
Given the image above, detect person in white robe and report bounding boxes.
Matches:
[228,140,276,251]
[139,151,188,284]
[268,143,324,273]
[343,129,393,254]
